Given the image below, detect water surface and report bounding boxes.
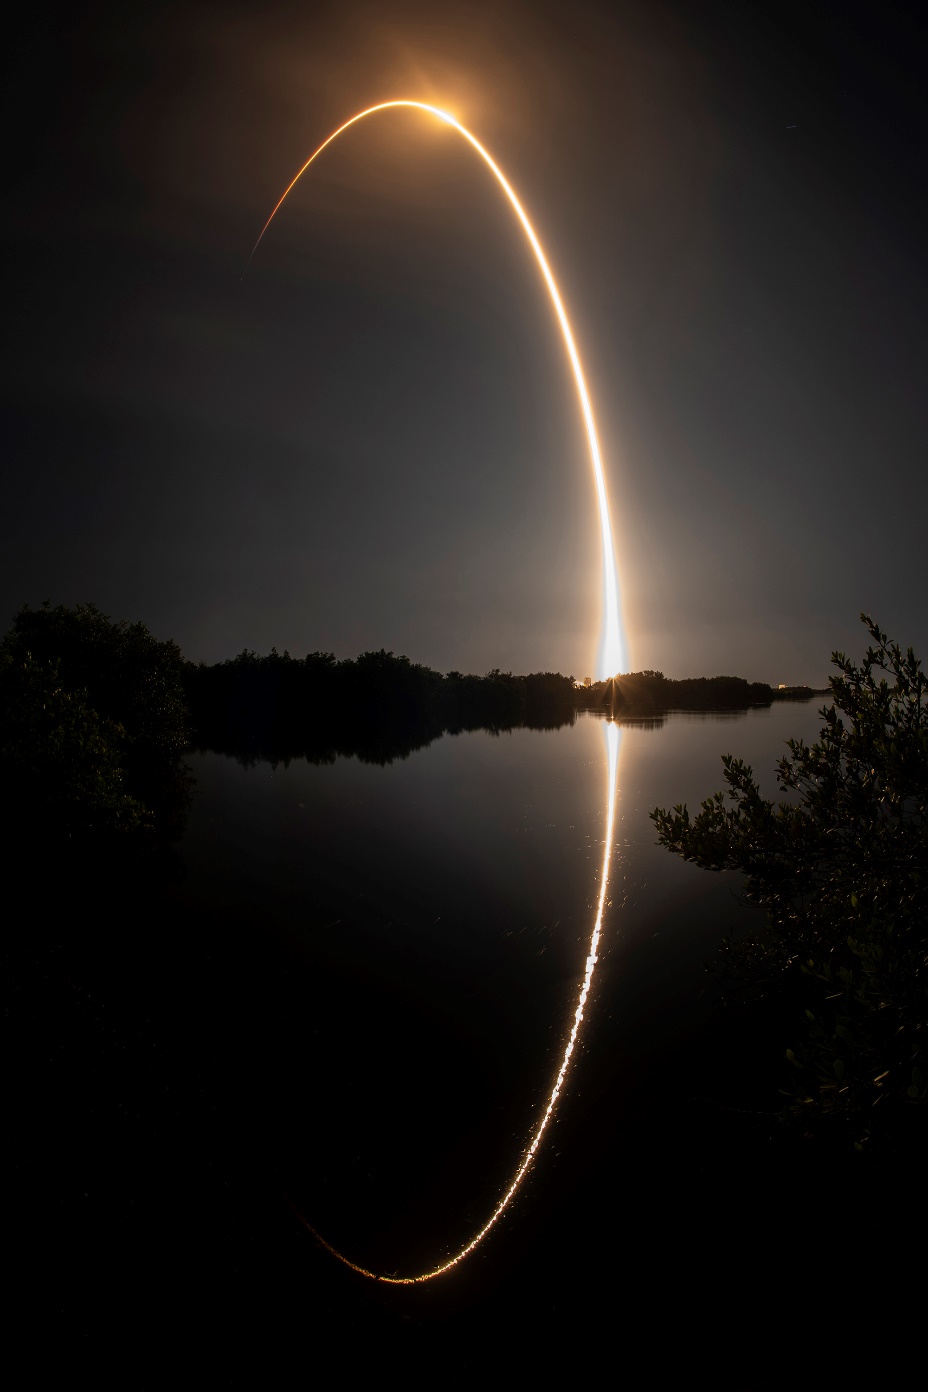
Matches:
[176,699,827,1275]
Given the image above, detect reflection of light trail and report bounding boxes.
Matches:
[251,100,626,678]
[288,719,622,1283]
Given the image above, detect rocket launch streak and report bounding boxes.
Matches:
[251,100,625,1283]
[251,99,626,679]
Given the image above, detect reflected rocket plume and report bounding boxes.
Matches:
[287,720,622,1284]
[251,100,627,678]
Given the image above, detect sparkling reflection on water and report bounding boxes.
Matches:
[177,701,827,1278]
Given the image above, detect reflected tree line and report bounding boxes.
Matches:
[0,601,826,865]
[186,646,578,768]
[0,600,821,861]
[0,603,580,859]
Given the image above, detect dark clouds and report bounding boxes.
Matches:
[3,0,927,681]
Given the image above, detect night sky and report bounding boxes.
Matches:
[4,0,927,685]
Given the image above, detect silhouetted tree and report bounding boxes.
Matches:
[1,602,192,845]
[651,616,928,1143]
[0,650,145,839]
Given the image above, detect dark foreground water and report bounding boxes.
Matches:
[172,704,813,1272]
[10,699,915,1381]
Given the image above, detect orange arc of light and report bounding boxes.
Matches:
[250,99,626,679]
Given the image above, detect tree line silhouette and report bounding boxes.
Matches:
[576,669,818,713]
[1,600,818,852]
[185,646,578,766]
[0,603,579,851]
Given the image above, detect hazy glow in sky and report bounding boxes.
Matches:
[5,0,928,683]
[251,100,626,677]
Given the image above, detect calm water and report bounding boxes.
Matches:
[174,698,828,1282]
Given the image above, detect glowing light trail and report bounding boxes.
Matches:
[251,99,626,678]
[287,720,622,1283]
[254,101,625,1282]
